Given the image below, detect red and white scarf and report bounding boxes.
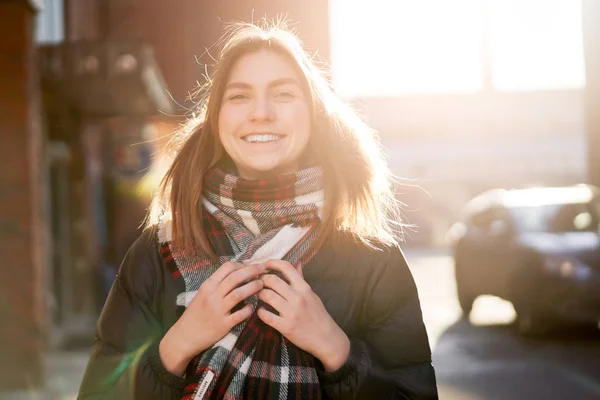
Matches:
[158,165,325,400]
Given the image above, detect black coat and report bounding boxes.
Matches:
[78,229,438,399]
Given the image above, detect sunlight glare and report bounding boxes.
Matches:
[329,0,483,97]
[330,0,585,96]
[488,0,585,91]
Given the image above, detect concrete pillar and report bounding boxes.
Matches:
[583,0,600,186]
[0,0,47,391]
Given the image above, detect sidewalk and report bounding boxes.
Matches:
[1,351,89,400]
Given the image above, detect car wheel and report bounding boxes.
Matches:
[560,320,600,335]
[509,267,551,336]
[455,261,477,316]
[457,286,477,316]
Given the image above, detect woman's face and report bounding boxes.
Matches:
[218,50,311,180]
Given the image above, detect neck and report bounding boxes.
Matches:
[237,165,299,180]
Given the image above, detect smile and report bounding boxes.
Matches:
[242,134,284,143]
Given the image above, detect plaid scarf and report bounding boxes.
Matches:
[158,165,325,400]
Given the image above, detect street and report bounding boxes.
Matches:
[405,248,600,400]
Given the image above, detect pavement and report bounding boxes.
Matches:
[2,247,600,399]
[1,351,88,400]
[408,248,600,400]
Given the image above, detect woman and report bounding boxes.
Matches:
[78,21,438,400]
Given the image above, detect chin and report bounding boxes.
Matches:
[244,164,294,179]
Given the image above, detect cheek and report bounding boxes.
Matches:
[298,113,312,148]
[289,107,312,142]
[218,108,240,142]
[217,111,228,139]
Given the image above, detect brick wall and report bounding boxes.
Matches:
[0,1,46,389]
[64,0,102,40]
[180,0,330,104]
[102,0,330,105]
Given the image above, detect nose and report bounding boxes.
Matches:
[248,95,275,122]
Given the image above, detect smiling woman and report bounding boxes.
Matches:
[218,51,311,180]
[78,20,438,400]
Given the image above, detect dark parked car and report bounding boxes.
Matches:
[447,185,600,335]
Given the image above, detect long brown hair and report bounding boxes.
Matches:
[147,20,403,255]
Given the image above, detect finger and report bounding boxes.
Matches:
[260,274,294,300]
[258,288,287,314]
[296,263,304,279]
[263,259,304,288]
[218,264,263,296]
[207,261,243,286]
[257,306,285,332]
[228,303,254,326]
[223,279,263,310]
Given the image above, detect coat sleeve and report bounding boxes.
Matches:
[77,231,186,399]
[318,246,438,400]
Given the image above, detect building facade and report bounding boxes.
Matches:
[0,0,329,391]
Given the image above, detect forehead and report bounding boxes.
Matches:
[225,49,301,86]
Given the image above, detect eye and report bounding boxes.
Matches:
[275,91,296,100]
[228,93,250,101]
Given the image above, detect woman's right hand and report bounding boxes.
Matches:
[158,261,264,376]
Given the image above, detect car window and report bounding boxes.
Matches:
[470,207,511,233]
[470,209,493,230]
[509,201,600,233]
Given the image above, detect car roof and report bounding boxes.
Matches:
[464,185,598,215]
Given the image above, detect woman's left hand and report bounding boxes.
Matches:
[257,259,351,372]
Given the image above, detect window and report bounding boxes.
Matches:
[329,0,585,96]
[329,0,483,96]
[36,0,65,44]
[488,0,585,91]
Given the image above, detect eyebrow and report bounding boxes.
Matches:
[224,78,301,91]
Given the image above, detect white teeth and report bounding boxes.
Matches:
[244,134,281,143]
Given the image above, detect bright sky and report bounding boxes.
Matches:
[329,0,586,97]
